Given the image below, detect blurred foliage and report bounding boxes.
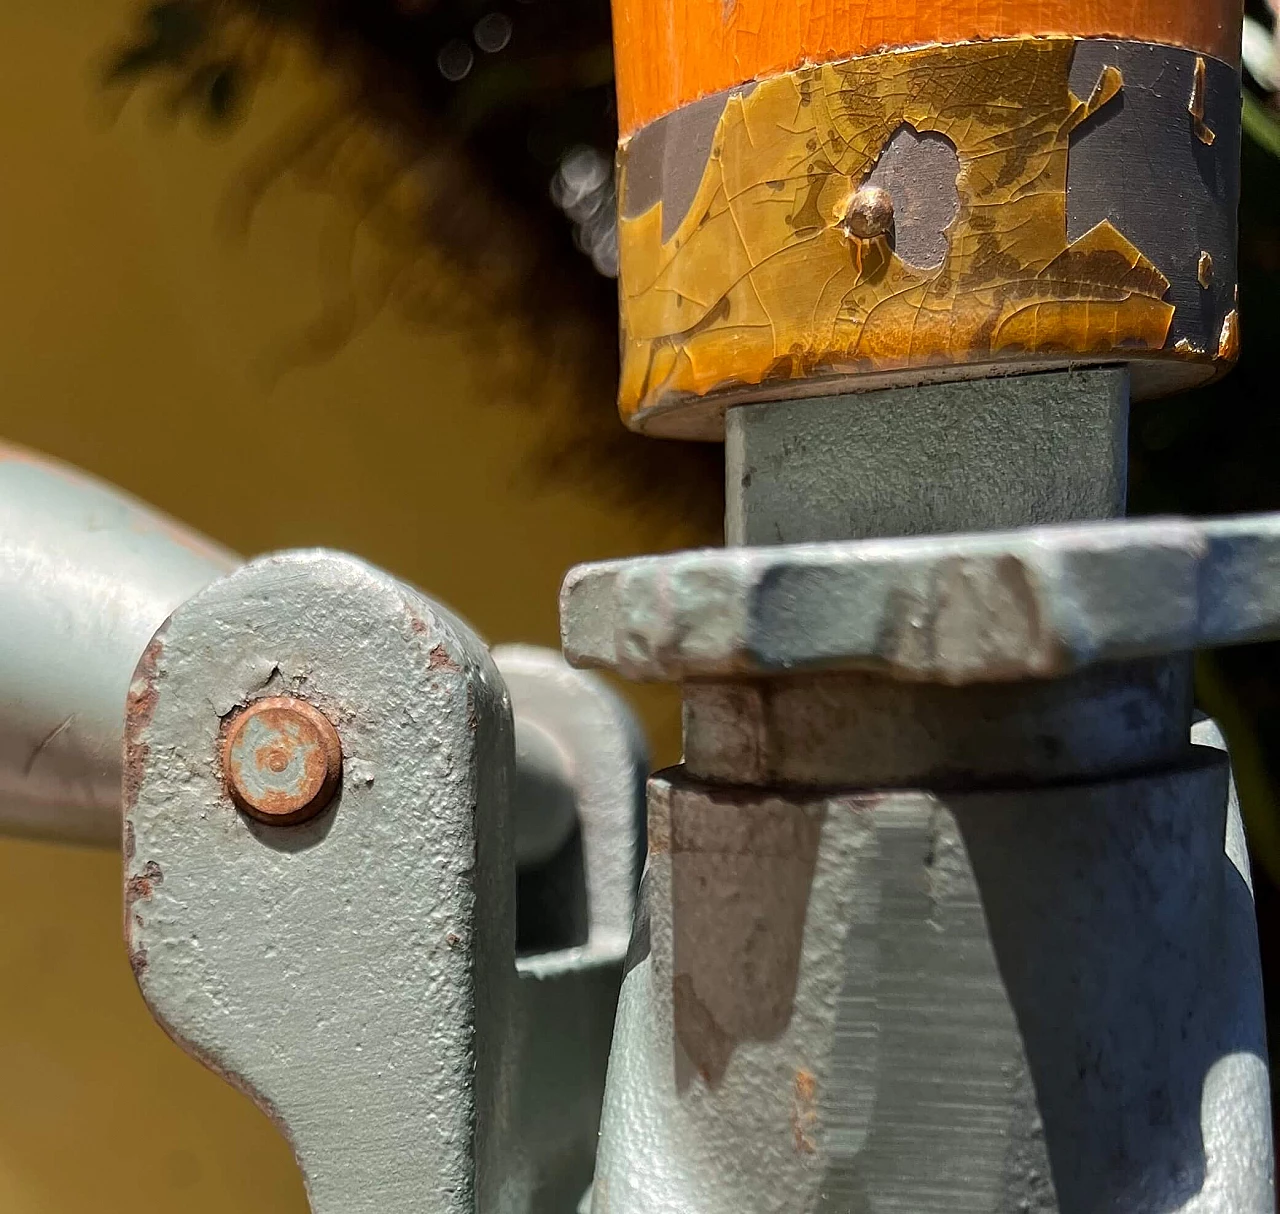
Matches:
[103,0,724,539]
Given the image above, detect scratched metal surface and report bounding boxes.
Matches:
[0,443,236,843]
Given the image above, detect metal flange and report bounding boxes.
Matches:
[561,513,1280,686]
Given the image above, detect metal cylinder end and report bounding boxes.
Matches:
[222,696,343,825]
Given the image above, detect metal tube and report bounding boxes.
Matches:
[0,444,237,844]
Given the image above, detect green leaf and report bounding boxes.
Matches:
[1242,90,1280,159]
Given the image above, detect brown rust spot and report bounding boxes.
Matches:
[122,633,166,815]
[429,643,461,673]
[125,859,164,977]
[223,696,343,826]
[125,859,163,907]
[793,1069,818,1154]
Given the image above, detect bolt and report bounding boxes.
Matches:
[223,696,343,825]
[840,184,895,240]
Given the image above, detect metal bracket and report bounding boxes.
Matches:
[124,550,646,1213]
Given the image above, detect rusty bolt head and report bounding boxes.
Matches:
[223,696,343,825]
[840,184,895,240]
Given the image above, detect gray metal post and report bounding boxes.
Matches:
[725,368,1129,544]
[564,381,1275,1211]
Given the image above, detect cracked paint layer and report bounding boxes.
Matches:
[616,38,1232,437]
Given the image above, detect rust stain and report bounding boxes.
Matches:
[122,633,165,815]
[793,1068,819,1154]
[125,859,164,977]
[125,859,163,907]
[1217,308,1240,362]
[1189,56,1216,146]
[428,643,461,673]
[1198,251,1214,289]
[617,40,1181,434]
[223,696,342,825]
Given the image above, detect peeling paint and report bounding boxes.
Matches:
[122,632,166,816]
[1218,308,1241,362]
[617,39,1183,434]
[1190,56,1217,145]
[1199,251,1215,289]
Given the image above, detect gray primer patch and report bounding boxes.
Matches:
[1067,42,1239,352]
[621,85,755,242]
[860,124,961,270]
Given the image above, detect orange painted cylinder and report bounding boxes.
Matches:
[614,0,1243,137]
[610,1,1245,438]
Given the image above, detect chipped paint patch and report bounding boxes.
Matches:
[1218,308,1240,362]
[1190,56,1217,145]
[1198,251,1214,289]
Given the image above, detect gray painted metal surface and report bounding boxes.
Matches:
[566,458,1276,1212]
[592,758,1271,1214]
[496,644,646,954]
[725,369,1128,545]
[562,513,1280,684]
[680,658,1193,787]
[126,551,517,1213]
[497,644,648,1212]
[0,444,236,843]
[125,564,647,1214]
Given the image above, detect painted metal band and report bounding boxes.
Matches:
[615,38,1241,439]
[612,3,1243,136]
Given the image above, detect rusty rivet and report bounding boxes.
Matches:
[223,696,342,826]
[840,184,894,240]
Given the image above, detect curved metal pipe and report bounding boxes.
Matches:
[0,444,237,845]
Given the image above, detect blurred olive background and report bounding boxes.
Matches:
[0,0,710,1208]
[7,0,1280,1208]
